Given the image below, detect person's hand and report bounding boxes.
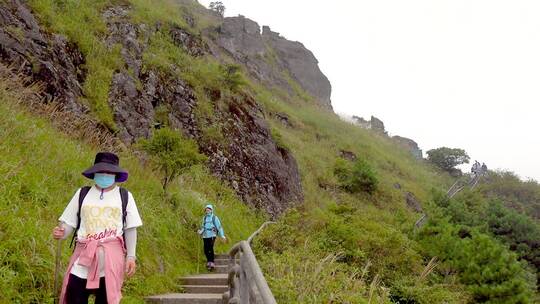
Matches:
[221,236,228,243]
[52,225,64,240]
[125,256,137,277]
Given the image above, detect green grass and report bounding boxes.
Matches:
[0,83,261,303]
[28,0,123,130]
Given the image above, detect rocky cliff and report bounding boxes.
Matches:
[213,15,332,109]
[0,1,303,217]
[352,115,423,159]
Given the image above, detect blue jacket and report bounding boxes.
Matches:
[200,204,225,238]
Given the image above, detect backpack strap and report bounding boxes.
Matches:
[119,187,129,229]
[70,186,91,248]
[212,215,218,233]
[119,187,129,250]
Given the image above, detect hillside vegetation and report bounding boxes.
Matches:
[1,0,539,303]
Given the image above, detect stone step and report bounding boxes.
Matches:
[213,265,229,274]
[181,285,228,294]
[181,273,228,286]
[145,293,222,304]
[215,254,229,259]
[214,258,230,265]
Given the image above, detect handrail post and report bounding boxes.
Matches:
[225,222,277,304]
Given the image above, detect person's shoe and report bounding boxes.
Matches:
[209,262,215,270]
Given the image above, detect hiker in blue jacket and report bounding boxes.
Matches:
[198,204,226,270]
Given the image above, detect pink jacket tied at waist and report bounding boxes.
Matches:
[60,237,126,304]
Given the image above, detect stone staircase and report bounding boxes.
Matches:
[145,254,230,304]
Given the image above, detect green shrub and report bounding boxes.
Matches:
[334,158,378,194]
[138,127,207,191]
[418,221,535,303]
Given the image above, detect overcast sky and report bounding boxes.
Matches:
[199,0,540,182]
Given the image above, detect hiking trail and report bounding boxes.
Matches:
[145,222,277,304]
[145,253,230,304]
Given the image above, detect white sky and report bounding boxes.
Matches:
[199,0,540,182]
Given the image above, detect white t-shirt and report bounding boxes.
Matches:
[59,185,143,278]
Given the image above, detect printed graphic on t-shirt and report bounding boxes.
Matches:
[81,204,122,240]
[60,186,143,241]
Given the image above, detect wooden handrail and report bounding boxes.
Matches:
[247,221,275,244]
[223,222,277,304]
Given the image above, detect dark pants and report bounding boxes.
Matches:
[65,274,107,304]
[203,237,216,263]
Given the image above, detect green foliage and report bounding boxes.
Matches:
[334,158,378,194]
[209,1,225,17]
[219,64,246,92]
[418,222,534,303]
[138,127,207,191]
[426,147,470,172]
[254,211,391,304]
[270,127,288,151]
[283,71,314,102]
[433,190,540,292]
[28,0,122,130]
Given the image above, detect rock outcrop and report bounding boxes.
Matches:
[207,95,303,216]
[405,191,423,213]
[352,115,423,159]
[0,0,86,114]
[352,115,387,134]
[392,136,423,159]
[214,15,332,109]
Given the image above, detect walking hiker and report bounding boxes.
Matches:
[52,152,143,304]
[481,162,487,174]
[198,204,226,270]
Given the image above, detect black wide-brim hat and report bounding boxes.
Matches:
[82,152,128,183]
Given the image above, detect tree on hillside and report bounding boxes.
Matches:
[138,128,207,192]
[426,147,470,173]
[209,1,225,17]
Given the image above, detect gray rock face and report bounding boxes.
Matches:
[103,7,302,216]
[215,16,332,109]
[207,95,303,217]
[392,136,423,159]
[0,0,86,114]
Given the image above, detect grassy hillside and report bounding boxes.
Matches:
[2,0,539,303]
[0,77,260,303]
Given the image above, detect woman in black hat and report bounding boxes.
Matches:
[52,152,142,304]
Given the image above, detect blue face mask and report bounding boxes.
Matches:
[94,173,116,189]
